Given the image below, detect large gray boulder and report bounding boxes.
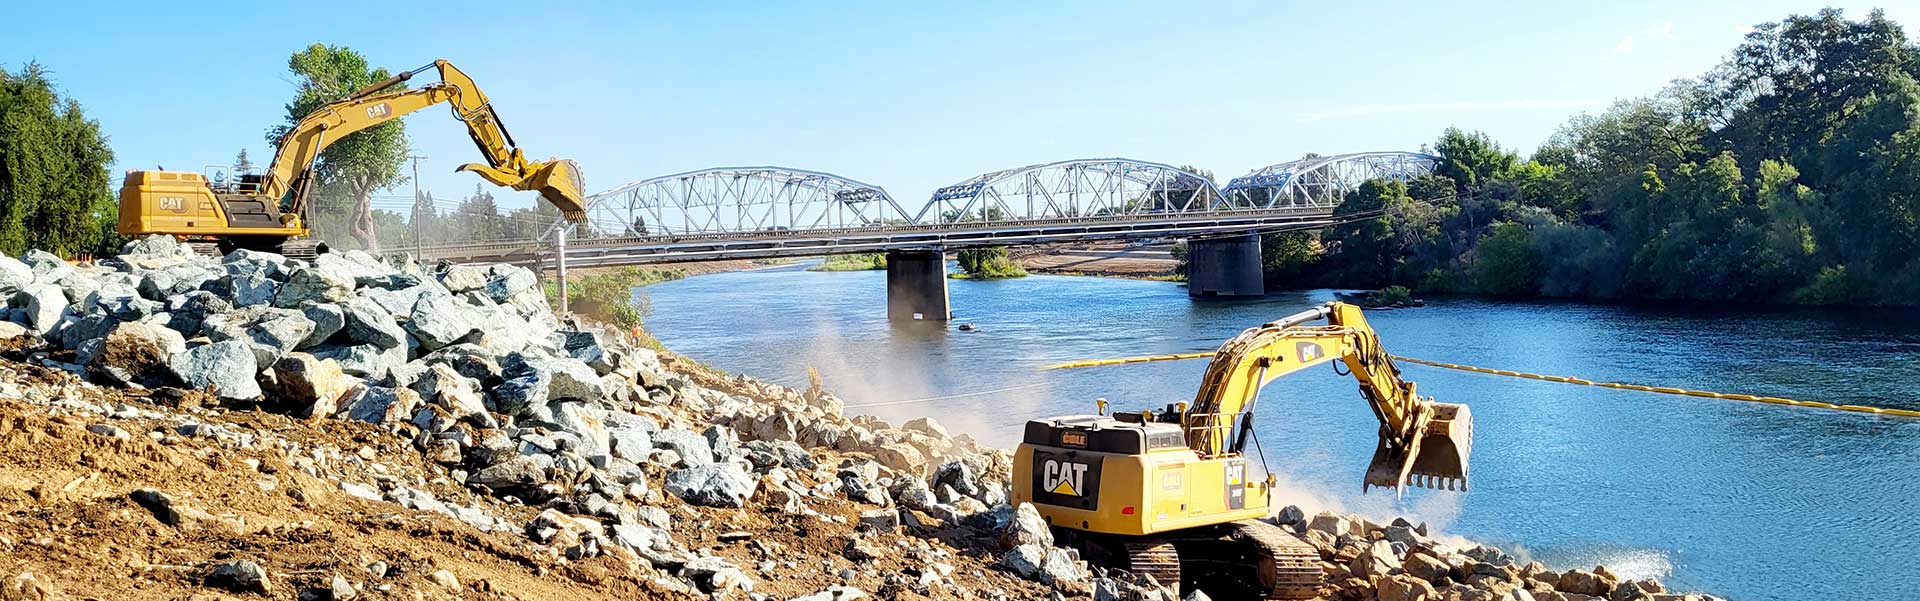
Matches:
[165,291,231,335]
[226,273,280,307]
[405,294,476,351]
[309,343,405,383]
[22,284,68,336]
[167,340,261,399]
[438,265,490,293]
[298,302,343,348]
[549,401,610,457]
[488,372,549,418]
[484,264,538,302]
[82,284,158,321]
[0,255,35,294]
[121,234,193,258]
[665,463,758,508]
[540,356,606,401]
[653,428,715,467]
[337,386,420,424]
[316,251,393,285]
[340,298,406,349]
[605,413,659,461]
[201,306,315,366]
[274,267,354,308]
[221,248,292,280]
[60,314,121,351]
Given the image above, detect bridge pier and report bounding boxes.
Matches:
[886,250,950,322]
[1186,234,1264,298]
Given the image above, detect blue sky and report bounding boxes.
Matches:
[5,1,1916,214]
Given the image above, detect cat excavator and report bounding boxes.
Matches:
[116,59,587,258]
[1015,301,1473,599]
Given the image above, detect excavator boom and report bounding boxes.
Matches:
[260,59,589,221]
[1093,301,1473,495]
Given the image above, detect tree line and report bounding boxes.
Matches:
[1268,8,1920,306]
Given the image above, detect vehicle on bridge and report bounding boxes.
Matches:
[115,59,587,258]
[1021,302,1473,599]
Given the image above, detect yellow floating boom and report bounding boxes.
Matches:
[1047,352,1920,419]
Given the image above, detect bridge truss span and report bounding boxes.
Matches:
[919,158,1226,224]
[577,166,909,239]
[1223,151,1438,209]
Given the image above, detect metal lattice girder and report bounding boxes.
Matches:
[918,158,1226,224]
[575,166,907,238]
[1223,152,1439,209]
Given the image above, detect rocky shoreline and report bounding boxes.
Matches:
[0,236,1720,600]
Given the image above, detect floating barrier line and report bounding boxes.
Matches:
[1389,355,1920,419]
[1043,352,1920,419]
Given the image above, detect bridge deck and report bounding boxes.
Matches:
[400,207,1340,267]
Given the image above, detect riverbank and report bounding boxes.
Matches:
[1013,242,1181,280]
[0,239,1724,600]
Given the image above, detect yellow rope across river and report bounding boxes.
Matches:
[1044,353,1920,419]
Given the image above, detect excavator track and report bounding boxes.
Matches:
[1167,520,1322,600]
[1119,539,1181,591]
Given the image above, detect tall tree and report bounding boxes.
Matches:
[233,148,254,174]
[0,63,117,257]
[268,43,409,252]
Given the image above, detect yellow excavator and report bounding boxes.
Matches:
[1014,301,1473,599]
[116,59,587,258]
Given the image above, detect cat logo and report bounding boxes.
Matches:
[1042,459,1089,497]
[365,102,392,119]
[1296,341,1325,362]
[158,196,187,213]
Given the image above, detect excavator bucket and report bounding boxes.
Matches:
[524,158,589,222]
[1363,402,1473,495]
[458,158,590,222]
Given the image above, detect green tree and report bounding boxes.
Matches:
[0,63,117,257]
[1432,127,1518,191]
[452,183,502,243]
[955,247,1026,279]
[234,148,255,174]
[1468,223,1542,296]
[268,43,409,252]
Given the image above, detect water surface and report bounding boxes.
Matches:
[642,265,1920,600]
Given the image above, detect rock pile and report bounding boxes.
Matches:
[0,236,1722,600]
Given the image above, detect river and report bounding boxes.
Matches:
[639,263,1920,600]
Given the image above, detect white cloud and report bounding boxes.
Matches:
[1615,35,1636,53]
[1296,99,1608,122]
[1646,21,1675,39]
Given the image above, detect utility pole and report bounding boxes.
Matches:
[555,223,571,314]
[408,153,428,254]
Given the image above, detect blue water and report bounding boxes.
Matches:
[640,265,1920,600]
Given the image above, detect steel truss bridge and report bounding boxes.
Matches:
[405,152,1439,267]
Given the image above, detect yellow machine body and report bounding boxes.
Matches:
[116,171,306,238]
[1012,416,1271,536]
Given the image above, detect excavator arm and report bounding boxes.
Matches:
[1186,302,1473,494]
[261,60,587,224]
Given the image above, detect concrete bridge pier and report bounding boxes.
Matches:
[1187,234,1265,298]
[886,250,951,322]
